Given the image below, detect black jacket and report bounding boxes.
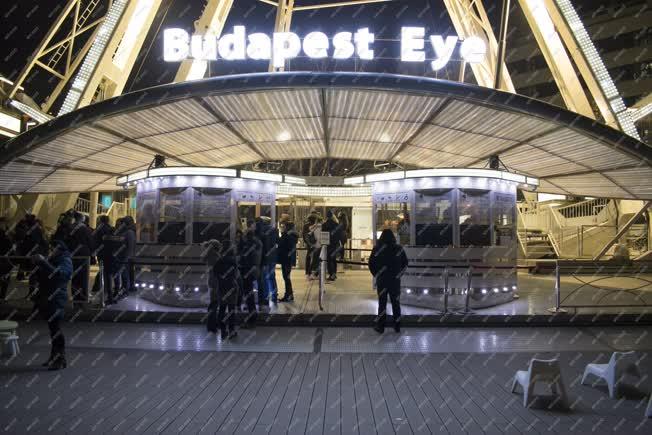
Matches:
[0,231,13,276]
[256,220,278,266]
[93,223,115,259]
[321,218,341,249]
[213,245,240,305]
[67,223,94,257]
[277,225,298,265]
[238,233,262,280]
[368,241,409,293]
[34,245,72,320]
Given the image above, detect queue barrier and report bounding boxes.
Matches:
[548,259,652,313]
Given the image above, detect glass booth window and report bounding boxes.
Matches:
[158,187,188,244]
[375,199,411,246]
[193,188,231,243]
[458,189,491,246]
[493,193,515,246]
[415,189,453,246]
[136,190,157,243]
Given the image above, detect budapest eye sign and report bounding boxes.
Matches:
[163,27,487,70]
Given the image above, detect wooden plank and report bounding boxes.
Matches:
[324,353,342,435]
[306,353,331,435]
[372,353,412,435]
[288,353,322,433]
[340,354,359,435]
[216,353,284,433]
[160,353,265,434]
[269,353,311,433]
[255,353,304,433]
[385,354,431,435]
[233,353,290,433]
[362,354,399,435]
[403,354,466,435]
[391,354,448,434]
[352,353,378,435]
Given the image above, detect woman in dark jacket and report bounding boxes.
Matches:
[0,222,14,301]
[32,240,73,370]
[238,225,262,327]
[278,221,299,302]
[368,229,409,334]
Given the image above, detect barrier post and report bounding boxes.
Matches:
[319,244,327,311]
[443,266,449,313]
[548,260,567,313]
[464,265,473,313]
[98,261,105,308]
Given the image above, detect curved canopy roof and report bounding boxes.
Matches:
[1,72,651,198]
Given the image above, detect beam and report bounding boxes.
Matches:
[593,201,651,260]
[293,0,393,11]
[269,0,295,72]
[194,97,268,161]
[494,0,510,89]
[389,98,453,161]
[320,89,331,173]
[174,0,234,82]
[518,0,594,118]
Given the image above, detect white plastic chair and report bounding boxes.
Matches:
[511,358,567,408]
[581,351,641,399]
[0,320,19,357]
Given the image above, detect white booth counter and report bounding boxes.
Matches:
[363,169,537,310]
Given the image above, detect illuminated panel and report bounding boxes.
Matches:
[149,167,237,178]
[343,176,365,185]
[240,170,283,182]
[9,100,52,124]
[0,112,21,133]
[365,171,405,182]
[276,184,371,197]
[553,0,639,139]
[283,175,306,185]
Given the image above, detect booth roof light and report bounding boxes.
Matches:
[500,172,526,183]
[343,176,365,185]
[283,175,306,185]
[240,170,283,182]
[276,184,371,197]
[149,167,237,178]
[526,176,540,186]
[365,171,405,182]
[127,170,148,183]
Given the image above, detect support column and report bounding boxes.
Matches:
[89,191,99,227]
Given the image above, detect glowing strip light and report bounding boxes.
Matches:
[276,184,371,197]
[403,168,536,185]
[59,0,129,116]
[343,176,365,185]
[553,0,639,139]
[0,112,21,133]
[240,170,283,182]
[150,167,236,178]
[629,103,652,123]
[365,171,405,182]
[283,175,306,185]
[9,100,52,124]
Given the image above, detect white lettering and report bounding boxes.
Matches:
[218,26,246,60]
[163,28,189,62]
[247,33,271,60]
[332,32,354,59]
[429,35,457,71]
[401,27,425,62]
[303,31,329,58]
[191,34,217,60]
[354,28,374,60]
[273,32,301,68]
[460,36,487,63]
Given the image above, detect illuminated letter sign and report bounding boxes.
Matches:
[163,27,486,71]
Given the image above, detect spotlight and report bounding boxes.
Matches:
[512,285,517,291]
[148,284,154,289]
[481,288,487,295]
[502,287,509,292]
[422,289,429,295]
[492,288,499,293]
[175,287,181,292]
[406,288,412,294]
[194,287,199,292]
[134,283,140,288]
[159,285,165,290]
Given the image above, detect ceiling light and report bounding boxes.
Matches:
[277,131,291,141]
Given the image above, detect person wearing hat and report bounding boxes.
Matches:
[32,239,73,370]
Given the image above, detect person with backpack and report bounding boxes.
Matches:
[368,229,409,334]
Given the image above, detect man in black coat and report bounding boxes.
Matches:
[92,215,115,302]
[321,210,341,282]
[278,221,299,302]
[68,211,94,303]
[255,216,278,306]
[368,229,409,334]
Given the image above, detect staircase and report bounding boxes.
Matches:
[518,228,558,259]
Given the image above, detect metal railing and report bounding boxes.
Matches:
[548,259,652,312]
[556,198,610,220]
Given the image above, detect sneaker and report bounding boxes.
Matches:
[394,323,401,333]
[279,295,294,302]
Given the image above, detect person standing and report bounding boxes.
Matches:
[68,211,94,303]
[213,240,241,339]
[238,222,262,327]
[15,214,48,297]
[0,220,14,302]
[93,215,115,303]
[256,216,278,307]
[114,216,135,298]
[302,214,318,279]
[32,240,73,370]
[321,210,340,282]
[278,221,299,302]
[368,229,408,334]
[336,211,349,261]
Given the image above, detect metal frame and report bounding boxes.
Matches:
[593,201,652,260]
[7,0,105,114]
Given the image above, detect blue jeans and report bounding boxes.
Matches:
[261,264,278,302]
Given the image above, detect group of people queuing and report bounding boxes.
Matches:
[302,209,349,282]
[201,215,299,339]
[0,211,136,370]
